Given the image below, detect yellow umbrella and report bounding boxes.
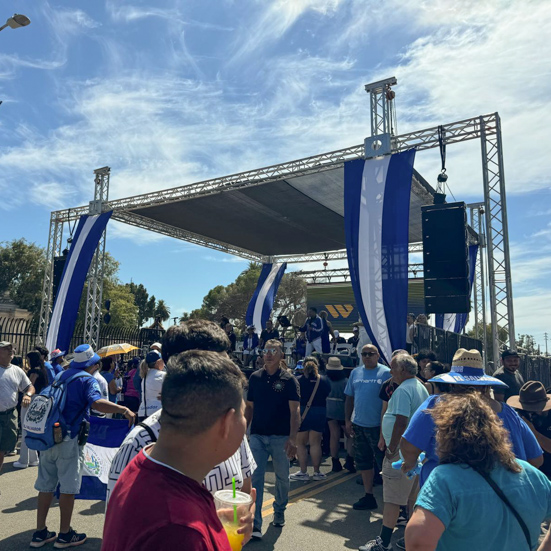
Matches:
[97,343,139,358]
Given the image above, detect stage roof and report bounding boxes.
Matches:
[128,166,435,257]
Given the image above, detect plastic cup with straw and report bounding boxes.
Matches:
[214,479,252,551]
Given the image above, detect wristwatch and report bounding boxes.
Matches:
[25,392,32,397]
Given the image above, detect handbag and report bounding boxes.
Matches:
[473,467,532,549]
[300,376,321,426]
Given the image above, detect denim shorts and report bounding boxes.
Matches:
[35,437,85,494]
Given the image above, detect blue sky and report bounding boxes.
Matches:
[0,1,549,343]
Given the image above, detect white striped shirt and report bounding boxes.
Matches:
[105,409,256,509]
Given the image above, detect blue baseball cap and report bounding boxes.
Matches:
[146,350,162,364]
[70,344,101,370]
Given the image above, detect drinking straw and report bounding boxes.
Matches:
[232,477,237,524]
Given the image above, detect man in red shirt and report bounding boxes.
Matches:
[102,350,250,551]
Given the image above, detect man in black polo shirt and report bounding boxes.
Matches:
[259,320,279,349]
[245,339,300,539]
[493,349,525,402]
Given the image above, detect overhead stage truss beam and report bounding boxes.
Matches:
[299,264,424,284]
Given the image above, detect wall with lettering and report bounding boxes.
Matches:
[307,280,425,332]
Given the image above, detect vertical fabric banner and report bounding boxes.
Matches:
[436,244,479,333]
[245,263,287,334]
[46,211,112,353]
[344,150,416,365]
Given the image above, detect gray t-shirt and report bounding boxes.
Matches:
[326,377,348,421]
[0,364,31,411]
[493,366,525,401]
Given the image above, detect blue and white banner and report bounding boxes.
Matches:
[46,212,112,353]
[246,263,287,334]
[435,244,479,334]
[344,150,416,365]
[78,416,130,500]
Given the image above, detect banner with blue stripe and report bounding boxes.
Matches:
[46,211,112,353]
[344,150,416,364]
[246,263,287,334]
[435,244,479,333]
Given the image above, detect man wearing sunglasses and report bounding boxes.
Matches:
[245,340,300,540]
[345,344,391,511]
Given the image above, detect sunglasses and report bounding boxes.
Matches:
[361,352,378,357]
[262,348,279,354]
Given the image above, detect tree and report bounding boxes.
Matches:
[467,323,509,363]
[516,334,538,355]
[181,263,306,335]
[0,239,46,320]
[126,282,156,327]
[103,282,139,327]
[154,299,170,322]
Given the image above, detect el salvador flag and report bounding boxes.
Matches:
[246,263,287,334]
[344,150,416,365]
[435,244,479,334]
[46,211,112,353]
[77,417,131,500]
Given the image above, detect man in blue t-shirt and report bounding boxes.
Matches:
[400,348,543,488]
[345,344,391,510]
[31,344,136,549]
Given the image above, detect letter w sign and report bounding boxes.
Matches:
[325,304,354,319]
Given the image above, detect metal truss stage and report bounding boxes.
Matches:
[38,78,514,364]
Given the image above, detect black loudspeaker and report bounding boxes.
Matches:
[52,254,68,305]
[422,202,470,314]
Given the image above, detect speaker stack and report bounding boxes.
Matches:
[422,201,470,314]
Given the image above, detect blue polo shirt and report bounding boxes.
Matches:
[403,394,543,486]
[61,368,102,437]
[344,364,391,428]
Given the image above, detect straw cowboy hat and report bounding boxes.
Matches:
[507,381,551,413]
[429,348,507,387]
[326,357,344,371]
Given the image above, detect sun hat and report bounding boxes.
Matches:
[507,381,551,412]
[326,357,344,371]
[146,350,162,364]
[428,348,507,387]
[70,344,101,370]
[50,349,66,360]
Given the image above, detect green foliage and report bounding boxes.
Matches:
[154,299,170,322]
[126,282,156,327]
[0,239,46,321]
[181,263,306,336]
[467,323,509,363]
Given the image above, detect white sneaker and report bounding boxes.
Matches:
[12,461,28,469]
[29,461,40,467]
[289,471,310,481]
[251,529,262,540]
[312,471,327,481]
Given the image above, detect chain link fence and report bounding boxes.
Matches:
[0,316,164,358]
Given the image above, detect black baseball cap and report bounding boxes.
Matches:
[502,349,519,359]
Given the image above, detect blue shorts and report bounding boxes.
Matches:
[34,437,85,494]
[299,406,327,433]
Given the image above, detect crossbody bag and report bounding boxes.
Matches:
[300,375,321,426]
[474,467,532,549]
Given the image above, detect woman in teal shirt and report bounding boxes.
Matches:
[406,392,551,551]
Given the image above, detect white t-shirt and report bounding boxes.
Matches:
[0,364,31,411]
[92,370,109,416]
[138,369,166,417]
[105,409,257,509]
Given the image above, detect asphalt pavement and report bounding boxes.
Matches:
[0,453,396,551]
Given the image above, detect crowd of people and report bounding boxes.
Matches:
[1,314,551,550]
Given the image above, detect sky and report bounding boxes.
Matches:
[0,0,549,345]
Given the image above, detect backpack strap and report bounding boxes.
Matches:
[138,422,157,443]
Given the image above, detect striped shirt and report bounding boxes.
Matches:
[105,409,256,509]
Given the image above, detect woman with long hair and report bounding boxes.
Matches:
[100,356,121,403]
[290,356,331,481]
[421,361,450,395]
[14,351,48,469]
[406,392,551,551]
[138,350,166,420]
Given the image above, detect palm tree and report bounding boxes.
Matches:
[154,299,171,322]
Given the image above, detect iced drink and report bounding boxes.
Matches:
[214,490,253,551]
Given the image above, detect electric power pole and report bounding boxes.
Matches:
[545,332,549,356]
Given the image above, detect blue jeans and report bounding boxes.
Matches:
[250,434,290,530]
